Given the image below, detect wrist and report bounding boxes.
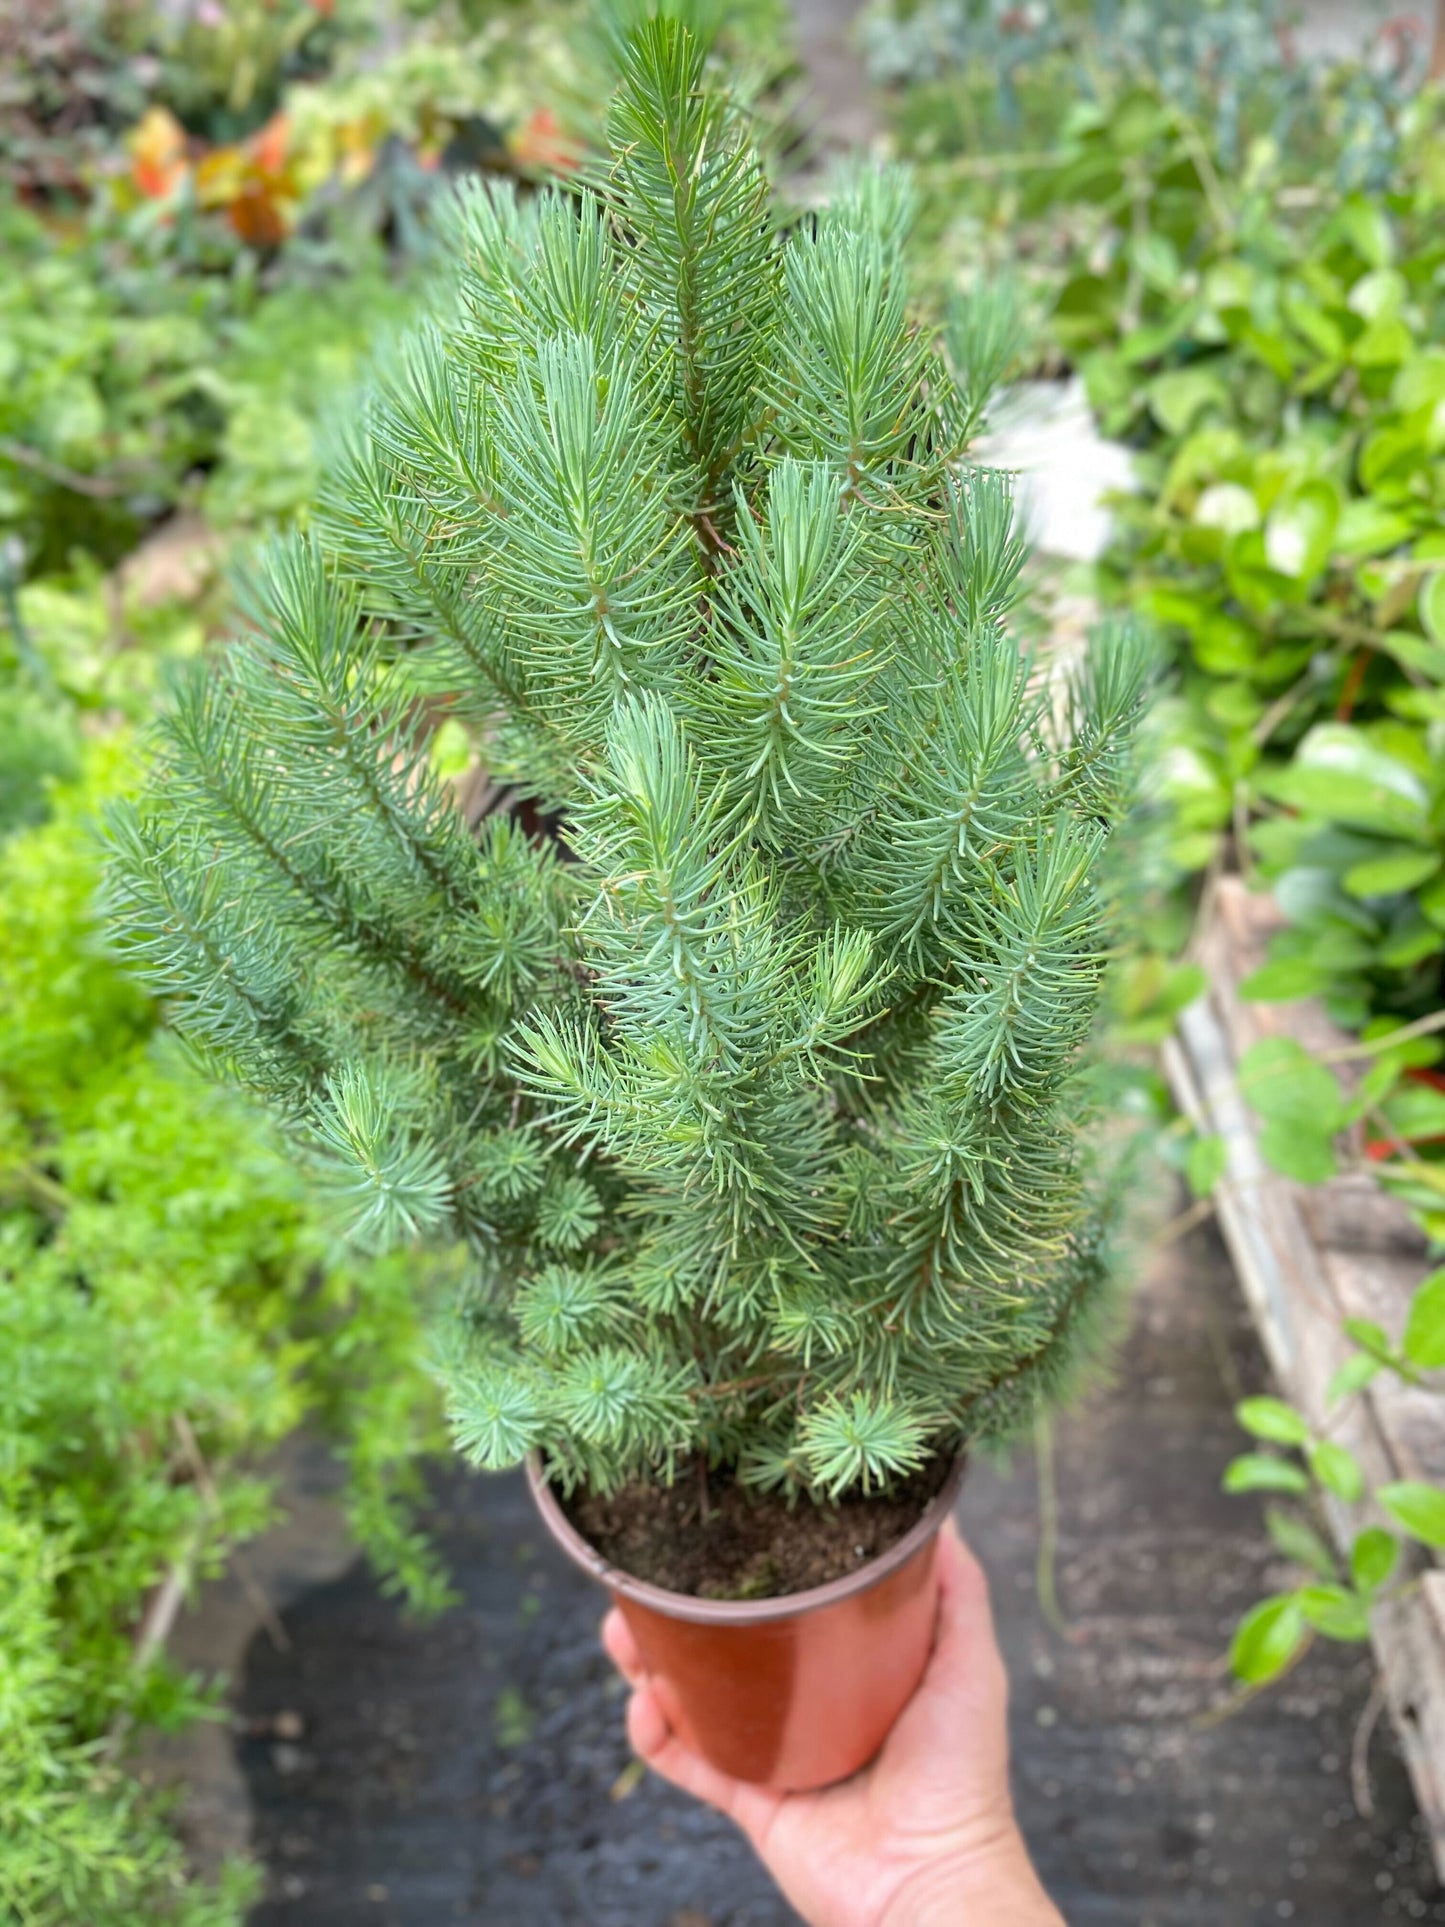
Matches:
[876,1826,1062,1927]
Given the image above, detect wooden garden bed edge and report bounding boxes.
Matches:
[1162,878,1445,1877]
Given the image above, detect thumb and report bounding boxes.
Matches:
[926,1523,1006,1697]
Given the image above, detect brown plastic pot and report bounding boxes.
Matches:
[526,1455,965,1792]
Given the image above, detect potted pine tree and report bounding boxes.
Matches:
[107,15,1149,1791]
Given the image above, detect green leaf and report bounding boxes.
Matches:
[1259,1120,1337,1184]
[1148,367,1227,436]
[1241,323,1294,383]
[1353,317,1414,372]
[1404,1270,1445,1370]
[1263,481,1338,582]
[1382,1084,1445,1144]
[1258,724,1431,842]
[1297,1583,1371,1642]
[1343,1318,1393,1358]
[1361,418,1429,489]
[1334,498,1413,558]
[429,718,473,781]
[1343,848,1441,899]
[1283,289,1344,361]
[1193,482,1260,535]
[1239,957,1335,1003]
[1337,195,1394,270]
[1229,1594,1308,1684]
[1223,1453,1310,1496]
[1186,1133,1227,1199]
[1117,955,1205,1024]
[1327,1352,1382,1405]
[1235,1395,1310,1445]
[1238,1037,1345,1135]
[1265,1506,1336,1579]
[1393,349,1445,412]
[1349,268,1407,323]
[1378,920,1445,972]
[1350,1527,1399,1594]
[1131,230,1182,294]
[1356,1055,1403,1112]
[1387,624,1445,686]
[1420,572,1445,646]
[1380,1481,1445,1547]
[1310,1440,1364,1503]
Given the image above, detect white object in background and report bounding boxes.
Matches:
[975,376,1136,564]
[1290,1,1428,64]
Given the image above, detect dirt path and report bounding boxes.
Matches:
[233,1222,1441,1925]
[790,0,876,156]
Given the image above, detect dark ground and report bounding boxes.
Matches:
[238,1224,1445,1926]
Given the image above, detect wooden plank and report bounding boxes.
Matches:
[1163,877,1445,1876]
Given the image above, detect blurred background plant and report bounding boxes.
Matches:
[863,0,1427,187]
[870,0,1445,1210]
[0,660,459,1925]
[865,0,1445,1699]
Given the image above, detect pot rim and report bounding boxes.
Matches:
[525,1451,965,1625]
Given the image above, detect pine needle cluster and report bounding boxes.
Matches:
[107,14,1151,1503]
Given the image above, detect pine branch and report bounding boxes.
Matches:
[604,17,780,518]
[155,663,489,1033]
[103,804,332,1104]
[109,17,1151,1505]
[767,224,939,504]
[689,459,889,838]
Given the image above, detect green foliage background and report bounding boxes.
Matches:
[0,45,455,1927]
[874,0,1445,1688]
[0,749,453,1925]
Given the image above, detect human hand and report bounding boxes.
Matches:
[601,1521,1063,1927]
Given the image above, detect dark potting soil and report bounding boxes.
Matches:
[563,1454,953,1599]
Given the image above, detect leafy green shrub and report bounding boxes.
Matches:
[107,17,1150,1504]
[1103,134,1445,1043]
[1,1506,260,1927]
[0,739,451,1920]
[865,0,1301,157]
[0,195,225,571]
[0,185,428,570]
[865,0,1419,191]
[1037,91,1445,1209]
[123,0,369,141]
[1219,1263,1445,1691]
[875,3,1445,1704]
[883,24,1445,1061]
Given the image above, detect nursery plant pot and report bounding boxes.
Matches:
[526,1454,966,1792]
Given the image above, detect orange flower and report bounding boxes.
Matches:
[194,112,298,247]
[251,112,291,177]
[129,105,189,200]
[509,108,583,177]
[227,180,292,248]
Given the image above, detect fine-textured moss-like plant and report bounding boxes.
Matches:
[107,14,1150,1505]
